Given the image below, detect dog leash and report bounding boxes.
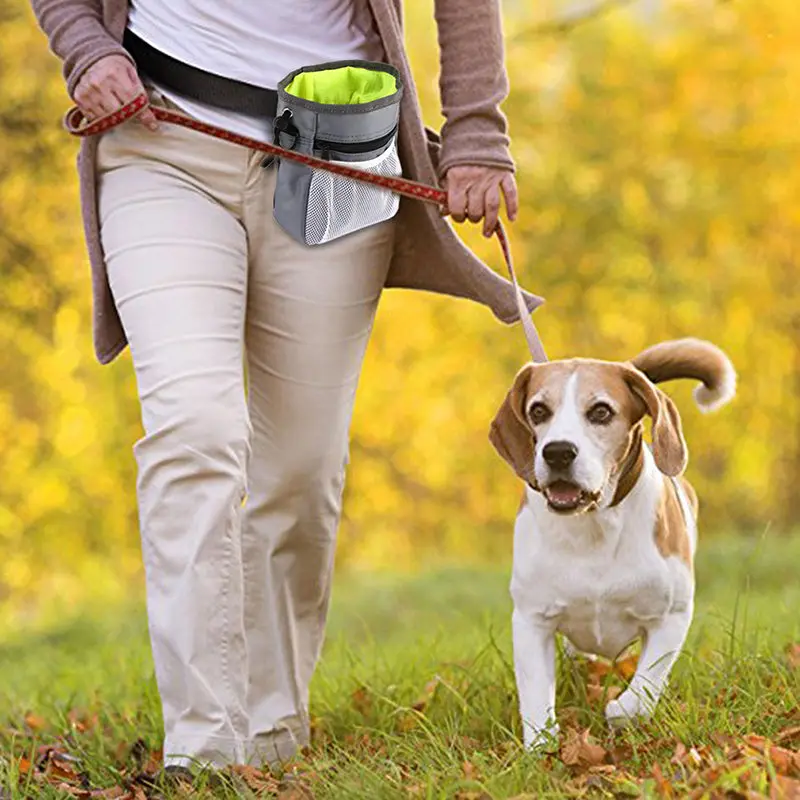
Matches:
[63,94,547,363]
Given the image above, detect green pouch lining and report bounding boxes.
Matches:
[286,65,397,105]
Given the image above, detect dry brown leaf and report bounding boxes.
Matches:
[89,788,131,799]
[772,775,800,800]
[230,764,281,794]
[607,742,634,766]
[24,713,48,731]
[44,753,81,784]
[586,683,621,705]
[786,644,800,670]
[559,707,582,729]
[744,735,800,777]
[17,756,32,776]
[351,686,372,716]
[585,660,613,684]
[652,762,673,798]
[462,760,480,781]
[560,728,608,770]
[54,784,90,798]
[777,729,800,748]
[615,654,639,681]
[277,785,315,800]
[412,678,439,712]
[67,710,99,734]
[140,749,162,777]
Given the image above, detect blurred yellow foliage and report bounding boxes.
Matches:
[0,0,797,624]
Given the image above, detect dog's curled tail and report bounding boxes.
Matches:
[631,338,737,413]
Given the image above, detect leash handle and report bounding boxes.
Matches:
[64,95,547,363]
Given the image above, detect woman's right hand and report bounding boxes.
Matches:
[73,54,159,131]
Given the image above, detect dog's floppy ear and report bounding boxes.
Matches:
[489,364,538,486]
[623,365,688,477]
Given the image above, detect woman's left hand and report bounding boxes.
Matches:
[442,165,519,237]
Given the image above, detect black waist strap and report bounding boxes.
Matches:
[123,29,279,118]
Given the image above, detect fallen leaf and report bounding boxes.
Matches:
[786,644,800,670]
[44,750,82,784]
[744,735,800,776]
[18,756,32,775]
[609,742,634,765]
[141,750,162,777]
[559,707,582,729]
[89,788,131,799]
[67,710,99,734]
[462,760,480,781]
[54,784,89,798]
[615,654,639,681]
[230,764,280,794]
[24,714,48,731]
[777,729,800,748]
[585,660,613,683]
[277,786,315,800]
[772,775,800,800]
[412,678,440,712]
[586,683,621,705]
[351,686,372,716]
[652,762,673,798]
[560,728,608,770]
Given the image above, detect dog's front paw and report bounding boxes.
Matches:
[523,722,560,753]
[605,690,656,728]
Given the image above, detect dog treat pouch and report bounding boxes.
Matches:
[271,60,403,246]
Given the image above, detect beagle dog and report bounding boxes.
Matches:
[489,338,736,749]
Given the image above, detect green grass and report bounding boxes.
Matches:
[1,531,798,798]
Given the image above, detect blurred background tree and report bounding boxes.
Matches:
[0,0,797,627]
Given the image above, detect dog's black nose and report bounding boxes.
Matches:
[542,440,579,469]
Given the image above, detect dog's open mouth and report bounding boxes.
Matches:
[544,481,595,513]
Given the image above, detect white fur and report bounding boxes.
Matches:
[511,447,696,749]
[694,364,736,413]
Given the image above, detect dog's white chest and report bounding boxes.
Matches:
[511,481,692,661]
[549,558,673,659]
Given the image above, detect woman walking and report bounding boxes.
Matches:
[30,0,538,775]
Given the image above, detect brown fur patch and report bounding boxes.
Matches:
[655,476,693,567]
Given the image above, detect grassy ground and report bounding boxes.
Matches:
[1,531,798,798]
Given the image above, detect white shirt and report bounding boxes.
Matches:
[127,1,385,142]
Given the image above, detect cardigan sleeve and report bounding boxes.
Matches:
[29,0,134,97]
[433,0,515,177]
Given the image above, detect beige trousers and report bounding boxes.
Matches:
[96,98,394,768]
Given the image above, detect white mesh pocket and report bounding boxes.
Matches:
[304,143,401,245]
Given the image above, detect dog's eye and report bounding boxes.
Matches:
[528,402,551,425]
[587,402,615,425]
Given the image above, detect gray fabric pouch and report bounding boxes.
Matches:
[271,60,404,246]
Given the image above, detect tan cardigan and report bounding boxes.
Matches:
[30,0,544,365]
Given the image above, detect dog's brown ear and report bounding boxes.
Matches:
[624,365,688,477]
[489,364,538,485]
